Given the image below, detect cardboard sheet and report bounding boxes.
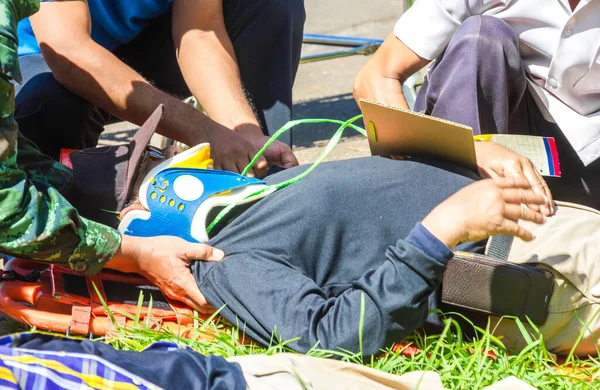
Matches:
[359,99,477,170]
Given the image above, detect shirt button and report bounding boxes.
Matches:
[73,262,87,272]
[547,78,558,90]
[564,24,573,37]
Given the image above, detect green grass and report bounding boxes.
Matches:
[88,290,600,389]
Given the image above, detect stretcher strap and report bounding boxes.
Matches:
[486,235,514,261]
[106,314,127,335]
[70,304,92,336]
[86,274,105,305]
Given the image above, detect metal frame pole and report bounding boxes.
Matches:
[300,34,383,64]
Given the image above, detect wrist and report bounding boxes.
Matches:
[407,223,453,263]
[105,235,142,273]
[421,211,462,249]
[374,35,408,81]
[233,123,263,137]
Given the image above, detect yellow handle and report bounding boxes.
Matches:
[473,134,494,142]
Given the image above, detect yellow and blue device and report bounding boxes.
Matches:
[118,143,269,243]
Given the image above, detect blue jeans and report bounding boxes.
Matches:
[15,0,305,159]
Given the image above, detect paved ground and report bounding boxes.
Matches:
[291,0,405,163]
[102,0,407,164]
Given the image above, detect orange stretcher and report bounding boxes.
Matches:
[0,258,203,337]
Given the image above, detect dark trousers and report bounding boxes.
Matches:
[15,0,305,159]
[16,334,246,389]
[415,15,600,210]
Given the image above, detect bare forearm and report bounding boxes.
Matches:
[105,235,142,274]
[173,0,261,135]
[177,30,260,133]
[42,41,214,145]
[354,33,429,110]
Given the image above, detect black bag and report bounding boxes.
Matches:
[441,235,555,325]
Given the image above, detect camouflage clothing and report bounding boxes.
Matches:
[0,0,121,275]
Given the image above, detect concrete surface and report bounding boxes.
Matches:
[102,0,407,164]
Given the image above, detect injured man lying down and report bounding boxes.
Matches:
[67,106,600,358]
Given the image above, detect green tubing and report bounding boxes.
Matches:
[206,114,365,234]
[241,117,366,176]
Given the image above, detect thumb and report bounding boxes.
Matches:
[180,272,211,311]
[254,154,268,170]
[281,147,299,168]
[185,243,225,262]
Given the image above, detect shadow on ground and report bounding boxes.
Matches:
[291,93,363,148]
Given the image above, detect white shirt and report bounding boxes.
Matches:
[395,0,600,165]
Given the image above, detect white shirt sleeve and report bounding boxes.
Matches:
[394,0,507,60]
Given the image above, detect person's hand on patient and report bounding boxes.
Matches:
[245,134,299,171]
[194,122,298,178]
[107,233,223,313]
[422,177,547,249]
[475,142,554,215]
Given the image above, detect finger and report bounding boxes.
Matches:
[213,159,223,171]
[221,159,238,174]
[248,152,267,178]
[235,156,250,176]
[184,243,225,262]
[182,275,210,310]
[522,164,553,214]
[501,163,541,212]
[485,161,508,178]
[501,187,546,206]
[183,290,206,311]
[280,146,299,168]
[504,203,546,224]
[253,154,268,171]
[478,166,501,180]
[160,274,211,311]
[493,175,532,190]
[180,295,203,312]
[497,219,536,242]
[541,179,554,214]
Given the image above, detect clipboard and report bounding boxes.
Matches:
[359,99,477,170]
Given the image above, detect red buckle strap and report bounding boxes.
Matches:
[59,149,78,169]
[105,314,127,340]
[68,304,92,336]
[106,314,127,333]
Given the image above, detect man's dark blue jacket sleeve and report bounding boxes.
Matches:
[198,223,452,357]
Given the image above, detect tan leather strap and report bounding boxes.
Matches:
[69,304,92,336]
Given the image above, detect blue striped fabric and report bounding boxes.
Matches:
[0,333,163,389]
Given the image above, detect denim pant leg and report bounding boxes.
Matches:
[14,54,109,160]
[116,0,306,145]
